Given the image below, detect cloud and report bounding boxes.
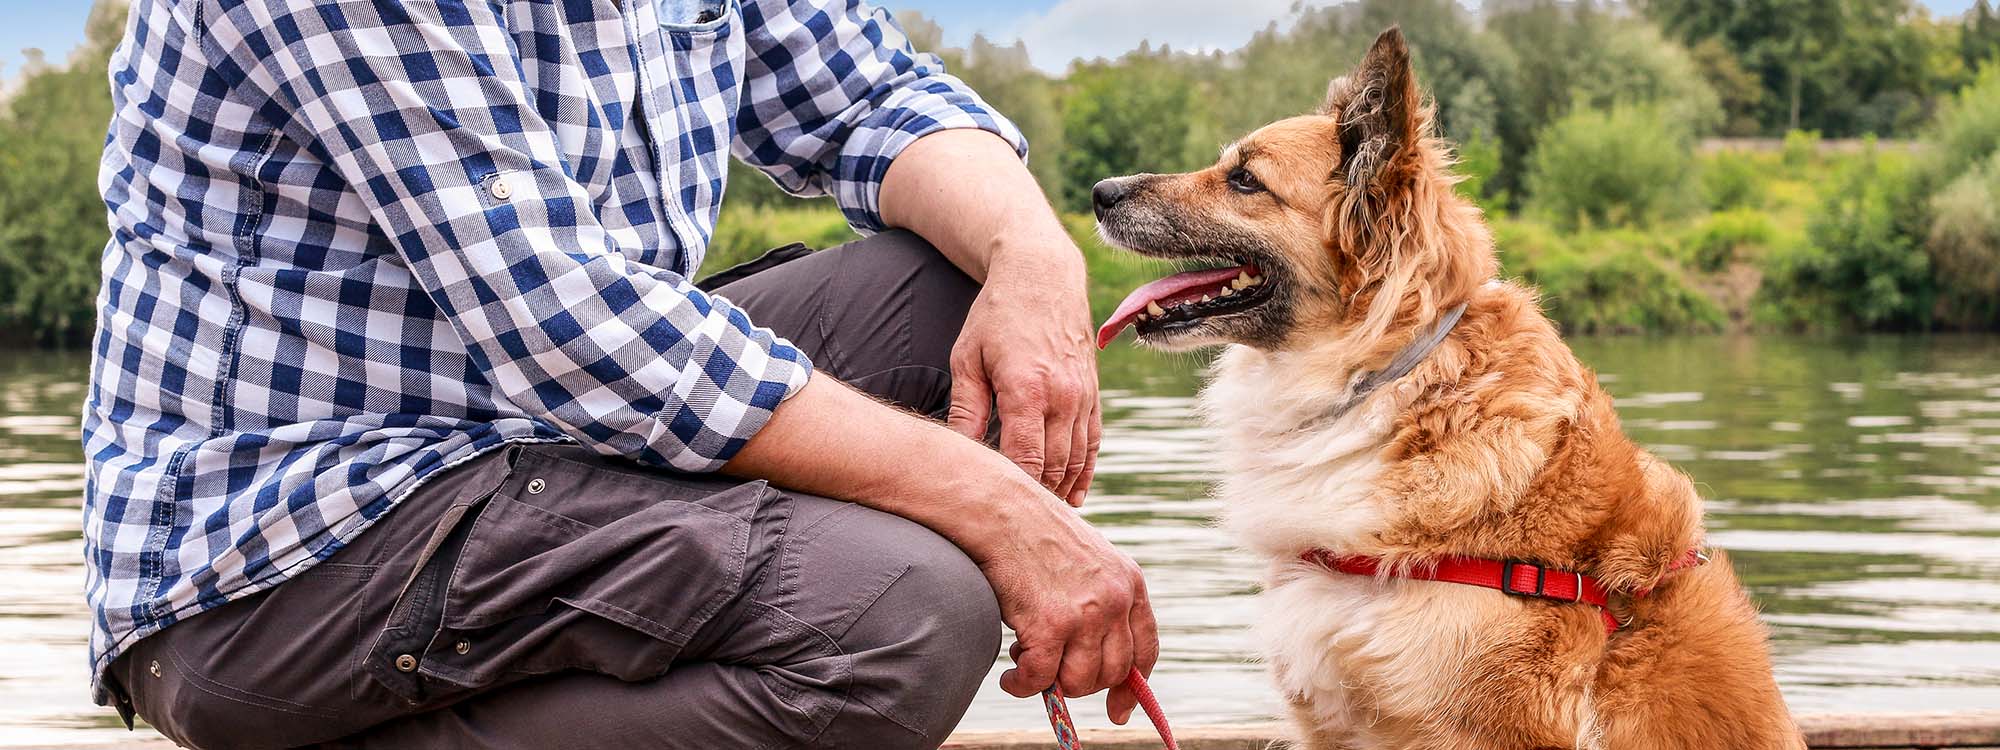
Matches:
[1009,0,1335,74]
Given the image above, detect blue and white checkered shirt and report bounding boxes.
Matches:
[83,0,1023,699]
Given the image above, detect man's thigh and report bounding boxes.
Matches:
[118,443,997,749]
[710,229,980,417]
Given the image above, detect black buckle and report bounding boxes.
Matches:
[1499,560,1546,598]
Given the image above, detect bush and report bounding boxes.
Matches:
[1495,219,1724,334]
[1452,133,1509,212]
[1525,104,1697,230]
[1700,153,1764,210]
[1781,129,1822,171]
[1684,208,1777,272]
[1925,154,2000,326]
[1920,65,2000,189]
[1759,150,1933,330]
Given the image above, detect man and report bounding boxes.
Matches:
[83,0,1155,746]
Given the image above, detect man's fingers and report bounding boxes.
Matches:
[1054,625,1106,698]
[1106,682,1137,725]
[1041,408,1073,492]
[997,393,1048,479]
[1060,399,1099,506]
[946,348,993,441]
[1097,615,1136,697]
[1000,639,1064,698]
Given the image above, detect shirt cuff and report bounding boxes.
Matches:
[830,69,1030,233]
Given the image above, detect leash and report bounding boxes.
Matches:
[1041,667,1179,750]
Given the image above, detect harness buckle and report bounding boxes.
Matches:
[1499,559,1547,598]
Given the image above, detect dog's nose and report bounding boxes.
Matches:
[1091,178,1128,216]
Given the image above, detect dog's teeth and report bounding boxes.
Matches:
[1248,275,1263,285]
[1146,301,1166,316]
[1231,277,1250,290]
[1200,294,1211,303]
[1219,287,1234,297]
[1236,270,1252,285]
[1137,313,1149,322]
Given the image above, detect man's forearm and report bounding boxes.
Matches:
[721,375,1071,564]
[879,129,1082,284]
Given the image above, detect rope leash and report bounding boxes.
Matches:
[1041,667,1179,750]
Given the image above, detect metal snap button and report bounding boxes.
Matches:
[489,178,513,200]
[394,654,419,672]
[148,660,162,678]
[526,478,545,494]
[455,639,471,655]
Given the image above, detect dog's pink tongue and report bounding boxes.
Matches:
[1096,265,1250,349]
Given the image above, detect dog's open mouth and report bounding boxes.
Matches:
[1096,260,1272,348]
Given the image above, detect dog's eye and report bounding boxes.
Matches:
[1227,166,1265,194]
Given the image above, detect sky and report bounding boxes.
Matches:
[0,0,1987,80]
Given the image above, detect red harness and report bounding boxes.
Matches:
[1299,548,1709,633]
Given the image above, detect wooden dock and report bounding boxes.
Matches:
[939,711,2000,750]
[42,710,2000,749]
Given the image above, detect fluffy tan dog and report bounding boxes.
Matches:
[1089,27,1804,750]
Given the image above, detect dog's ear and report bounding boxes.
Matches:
[1320,26,1419,192]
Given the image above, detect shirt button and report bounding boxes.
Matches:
[526,478,545,495]
[489,178,513,200]
[394,654,419,672]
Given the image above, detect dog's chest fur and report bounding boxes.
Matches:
[1202,347,1595,750]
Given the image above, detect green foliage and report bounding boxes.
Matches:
[1760,150,1934,330]
[1494,218,1725,334]
[1054,54,1213,212]
[1640,0,1949,137]
[1919,64,2000,187]
[1701,154,1766,210]
[1451,134,1508,212]
[1924,153,2000,325]
[0,2,122,347]
[1525,105,1697,230]
[1782,129,1822,171]
[1684,208,1778,271]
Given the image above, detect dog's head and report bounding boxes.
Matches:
[1093,27,1495,354]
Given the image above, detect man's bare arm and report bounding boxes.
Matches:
[879,130,1104,507]
[724,375,1157,722]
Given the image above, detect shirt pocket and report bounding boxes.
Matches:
[641,0,746,271]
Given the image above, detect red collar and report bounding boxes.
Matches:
[1298,548,1708,633]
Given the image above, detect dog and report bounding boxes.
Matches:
[1089,27,1803,750]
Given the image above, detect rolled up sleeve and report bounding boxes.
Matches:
[207,0,810,471]
[732,0,1030,232]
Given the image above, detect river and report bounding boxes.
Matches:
[3,335,1998,745]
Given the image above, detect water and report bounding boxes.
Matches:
[4,336,1999,745]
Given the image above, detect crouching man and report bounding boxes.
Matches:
[82,0,1155,746]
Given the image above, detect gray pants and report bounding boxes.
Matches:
[111,232,1003,750]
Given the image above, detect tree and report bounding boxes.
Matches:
[0,1,124,346]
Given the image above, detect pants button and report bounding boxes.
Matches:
[148,660,162,678]
[394,654,419,672]
[526,478,546,494]
[455,639,472,655]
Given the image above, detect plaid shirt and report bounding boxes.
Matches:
[83,0,1023,700]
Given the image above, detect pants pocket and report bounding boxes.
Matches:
[372,447,771,698]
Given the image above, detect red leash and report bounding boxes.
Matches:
[1041,667,1179,750]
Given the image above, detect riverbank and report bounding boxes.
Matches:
[25,710,2000,750]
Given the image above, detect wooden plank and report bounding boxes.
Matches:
[34,711,2000,750]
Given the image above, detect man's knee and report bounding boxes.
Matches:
[824,508,1000,747]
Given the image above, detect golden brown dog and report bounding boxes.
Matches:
[1089,27,1804,750]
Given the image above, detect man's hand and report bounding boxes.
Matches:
[880,129,1104,505]
[946,247,1102,505]
[725,376,1157,724]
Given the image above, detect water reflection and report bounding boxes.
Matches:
[3,336,1999,742]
